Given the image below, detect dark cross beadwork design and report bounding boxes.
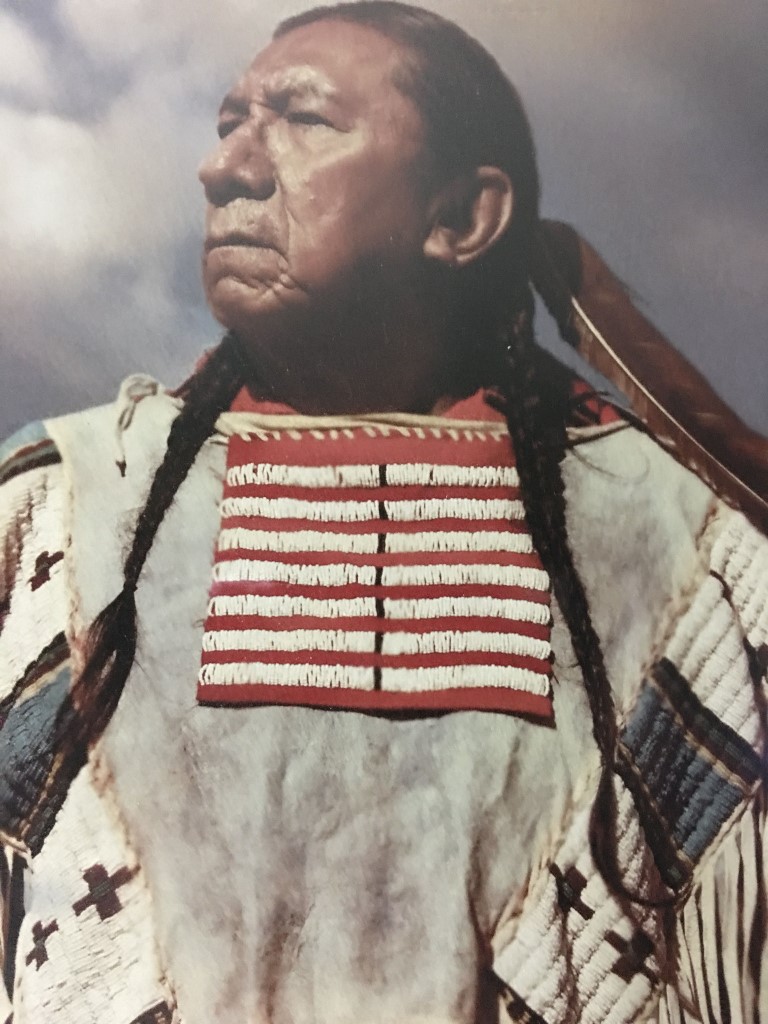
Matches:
[25,919,59,970]
[72,863,138,921]
[550,864,595,921]
[606,929,658,985]
[29,550,64,591]
[129,1002,175,1024]
[502,986,551,1024]
[744,638,768,685]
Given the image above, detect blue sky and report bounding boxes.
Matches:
[1,0,766,437]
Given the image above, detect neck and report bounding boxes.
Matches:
[232,291,472,417]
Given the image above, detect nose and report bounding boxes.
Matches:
[198,121,276,207]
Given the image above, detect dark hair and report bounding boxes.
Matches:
[82,1,643,905]
[277,1,539,373]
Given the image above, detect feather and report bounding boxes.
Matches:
[531,219,768,534]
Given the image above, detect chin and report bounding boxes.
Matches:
[207,276,280,323]
[207,282,311,349]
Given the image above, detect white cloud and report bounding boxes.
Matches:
[0,1,307,315]
[0,11,52,103]
[55,0,294,76]
[0,65,207,297]
[1,0,766,437]
[57,0,189,63]
[0,107,118,279]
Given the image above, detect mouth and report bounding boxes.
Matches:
[205,231,276,253]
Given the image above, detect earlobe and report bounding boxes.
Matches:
[423,166,514,267]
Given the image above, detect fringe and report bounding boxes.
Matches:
[0,848,23,1012]
[657,796,767,1022]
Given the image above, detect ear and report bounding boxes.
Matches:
[423,166,514,268]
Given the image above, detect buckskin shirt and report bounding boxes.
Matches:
[0,375,765,1024]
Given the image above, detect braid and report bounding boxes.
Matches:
[67,333,247,748]
[498,286,663,904]
[122,334,246,590]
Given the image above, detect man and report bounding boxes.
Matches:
[0,4,765,1022]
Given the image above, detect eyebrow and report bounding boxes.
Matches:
[219,70,339,119]
[263,67,339,102]
[218,94,250,120]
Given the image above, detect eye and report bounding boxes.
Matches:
[285,110,333,128]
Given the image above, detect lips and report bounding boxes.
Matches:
[204,230,275,253]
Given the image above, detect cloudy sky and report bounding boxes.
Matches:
[1,0,766,438]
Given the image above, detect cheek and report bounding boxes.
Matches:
[275,127,422,224]
[286,163,426,260]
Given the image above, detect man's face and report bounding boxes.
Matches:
[199,19,432,335]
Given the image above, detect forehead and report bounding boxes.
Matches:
[226,19,421,123]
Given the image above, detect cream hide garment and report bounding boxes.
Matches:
[0,378,765,1024]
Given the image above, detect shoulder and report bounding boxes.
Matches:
[0,379,179,854]
[0,372,176,495]
[0,420,62,488]
[564,421,715,514]
[0,375,185,510]
[0,374,163,535]
[41,373,179,463]
[561,423,717,627]
[0,420,66,638]
[0,375,178,675]
[0,421,69,707]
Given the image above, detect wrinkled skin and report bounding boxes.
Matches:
[198,21,456,414]
[199,20,429,325]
